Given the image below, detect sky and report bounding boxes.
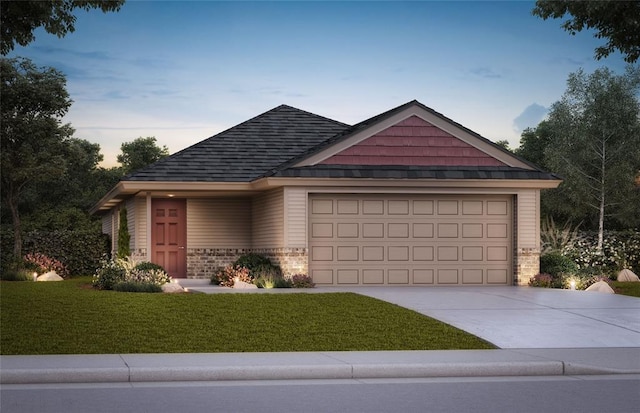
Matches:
[7,0,629,167]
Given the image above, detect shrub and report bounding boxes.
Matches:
[540,253,578,278]
[134,262,166,272]
[117,207,131,259]
[0,265,31,281]
[211,265,251,287]
[290,274,315,288]
[529,273,553,288]
[127,268,171,286]
[541,217,582,255]
[93,260,126,290]
[273,277,292,288]
[233,253,282,278]
[564,230,640,276]
[113,282,163,293]
[23,253,69,278]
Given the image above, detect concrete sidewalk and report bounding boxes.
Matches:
[2,348,640,384]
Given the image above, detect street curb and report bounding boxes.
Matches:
[2,349,638,385]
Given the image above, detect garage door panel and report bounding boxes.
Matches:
[309,194,511,286]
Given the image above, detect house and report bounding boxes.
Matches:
[91,100,561,285]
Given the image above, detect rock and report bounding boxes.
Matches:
[36,271,64,282]
[233,279,258,289]
[617,269,639,282]
[162,283,185,293]
[585,281,615,294]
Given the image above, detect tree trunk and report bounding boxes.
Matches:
[597,139,606,254]
[7,189,22,260]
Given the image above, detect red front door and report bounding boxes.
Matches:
[151,199,187,278]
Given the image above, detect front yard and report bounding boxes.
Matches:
[0,278,495,355]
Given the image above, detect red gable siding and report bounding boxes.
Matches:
[319,116,506,166]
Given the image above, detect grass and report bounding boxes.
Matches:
[611,281,640,298]
[0,278,495,355]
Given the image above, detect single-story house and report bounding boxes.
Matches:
[92,100,561,285]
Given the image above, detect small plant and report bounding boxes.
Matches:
[540,252,578,278]
[233,253,273,272]
[134,262,166,272]
[541,217,582,255]
[211,265,251,287]
[23,253,69,278]
[93,259,126,290]
[0,265,32,281]
[128,268,171,286]
[529,273,553,288]
[290,274,315,288]
[93,257,170,291]
[113,281,163,293]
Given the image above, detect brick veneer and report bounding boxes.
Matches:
[187,248,308,279]
[515,248,540,286]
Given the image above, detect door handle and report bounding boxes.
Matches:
[178,246,185,249]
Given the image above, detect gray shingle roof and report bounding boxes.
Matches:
[124,105,349,182]
[123,101,560,183]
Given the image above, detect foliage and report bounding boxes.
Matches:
[529,273,553,288]
[540,217,582,255]
[23,253,69,278]
[234,253,275,273]
[1,57,74,258]
[118,136,169,175]
[1,0,125,55]
[290,274,315,288]
[542,67,640,240]
[92,259,126,290]
[532,1,640,63]
[0,279,495,354]
[540,252,578,279]
[564,230,640,276]
[117,207,130,258]
[210,265,252,287]
[1,229,110,276]
[113,282,163,293]
[0,266,32,281]
[93,257,170,291]
[515,121,553,169]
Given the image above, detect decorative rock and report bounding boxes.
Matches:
[617,269,639,282]
[36,271,63,282]
[162,283,185,293]
[233,279,258,289]
[585,281,615,294]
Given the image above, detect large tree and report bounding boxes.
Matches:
[515,120,554,170]
[117,136,169,175]
[543,66,640,250]
[1,0,125,55]
[533,1,640,63]
[1,57,74,257]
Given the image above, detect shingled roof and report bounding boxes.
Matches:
[123,101,559,183]
[124,105,349,182]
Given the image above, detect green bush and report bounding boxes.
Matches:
[113,282,162,293]
[273,277,292,288]
[134,262,166,272]
[233,253,273,272]
[529,273,553,288]
[540,253,578,278]
[92,260,126,290]
[1,229,110,276]
[564,230,640,276]
[0,265,32,281]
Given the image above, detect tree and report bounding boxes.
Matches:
[494,140,512,151]
[515,120,554,169]
[532,1,640,63]
[1,57,74,258]
[542,66,640,251]
[1,0,125,55]
[117,136,169,175]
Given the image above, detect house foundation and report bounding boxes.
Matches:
[187,248,308,279]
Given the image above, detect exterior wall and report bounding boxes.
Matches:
[320,116,506,167]
[515,189,541,285]
[187,247,307,279]
[252,188,284,248]
[284,187,307,248]
[134,196,147,251]
[125,198,136,253]
[187,198,252,248]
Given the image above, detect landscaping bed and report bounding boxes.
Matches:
[0,278,495,355]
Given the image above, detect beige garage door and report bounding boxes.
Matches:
[308,194,512,286]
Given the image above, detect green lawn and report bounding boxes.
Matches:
[0,278,495,355]
[611,281,640,298]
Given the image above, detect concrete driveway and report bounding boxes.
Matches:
[180,280,640,349]
[334,286,640,349]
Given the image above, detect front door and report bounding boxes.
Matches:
[151,199,187,278]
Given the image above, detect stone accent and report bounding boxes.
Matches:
[515,248,540,286]
[186,248,308,279]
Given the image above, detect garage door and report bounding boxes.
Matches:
[308,194,512,286]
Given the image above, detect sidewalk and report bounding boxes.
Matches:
[2,348,639,384]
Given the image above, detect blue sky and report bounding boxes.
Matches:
[8,0,628,167]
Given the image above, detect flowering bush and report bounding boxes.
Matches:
[564,230,640,275]
[93,257,170,291]
[290,274,315,288]
[529,273,553,288]
[211,265,252,287]
[23,253,69,278]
